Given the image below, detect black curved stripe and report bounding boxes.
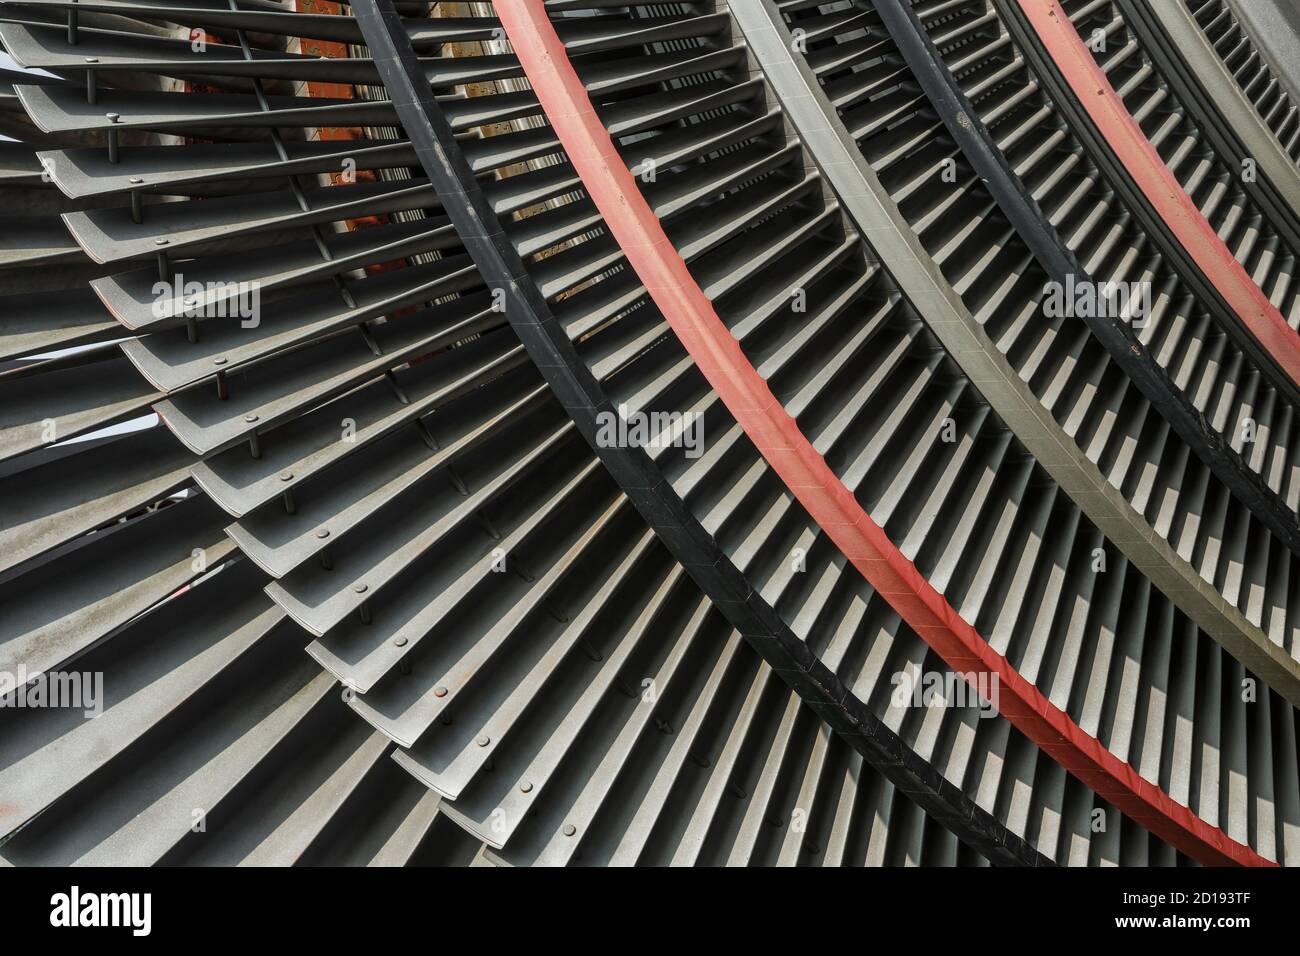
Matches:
[351,0,1049,868]
[1112,0,1300,254]
[869,0,1300,558]
[989,0,1300,410]
[1042,0,1300,409]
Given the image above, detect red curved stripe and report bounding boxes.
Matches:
[494,1,1274,867]
[1017,0,1300,388]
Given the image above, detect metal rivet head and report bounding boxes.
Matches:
[519,782,533,793]
[213,357,227,365]
[154,238,168,245]
[315,528,330,539]
[563,824,577,837]
[393,636,407,647]
[279,472,293,482]
[433,686,448,698]
[84,57,98,63]
[353,583,368,594]
[244,413,258,423]
[129,176,143,184]
[105,112,120,122]
[476,735,490,747]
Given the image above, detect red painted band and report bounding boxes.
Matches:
[1017,0,1300,388]
[495,0,1274,866]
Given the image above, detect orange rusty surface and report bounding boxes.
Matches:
[297,0,362,145]
[293,0,386,231]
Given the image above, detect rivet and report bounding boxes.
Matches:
[279,472,293,481]
[394,636,408,647]
[433,685,448,698]
[563,824,577,837]
[154,237,168,245]
[105,112,120,122]
[476,735,490,747]
[315,528,330,539]
[84,57,98,63]
[213,356,227,365]
[129,176,143,184]
[244,413,258,423]
[519,782,533,793]
[353,583,368,594]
